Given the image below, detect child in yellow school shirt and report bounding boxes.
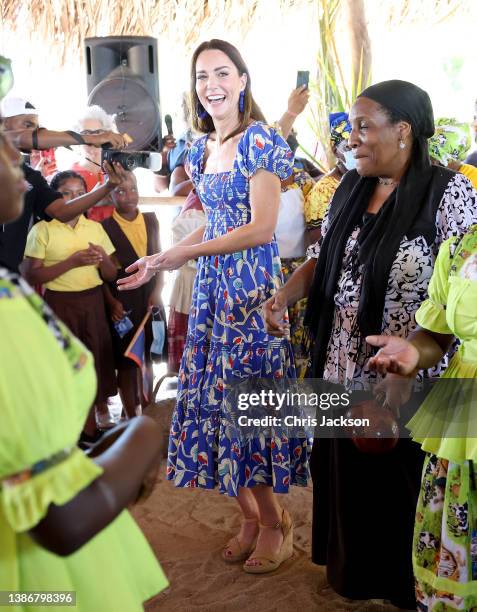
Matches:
[102,172,163,419]
[23,170,118,444]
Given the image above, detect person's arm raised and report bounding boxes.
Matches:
[45,162,126,223]
[6,128,128,152]
[276,86,309,140]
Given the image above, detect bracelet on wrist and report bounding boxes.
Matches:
[285,110,298,118]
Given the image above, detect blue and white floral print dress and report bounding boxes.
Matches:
[167,122,311,496]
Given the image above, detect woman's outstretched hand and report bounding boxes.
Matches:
[263,292,290,337]
[366,334,420,377]
[117,255,161,291]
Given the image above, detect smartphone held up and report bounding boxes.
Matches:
[296,70,310,90]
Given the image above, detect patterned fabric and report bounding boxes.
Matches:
[329,112,351,145]
[307,172,477,387]
[285,167,315,197]
[167,122,311,496]
[408,226,477,610]
[414,456,477,611]
[304,174,340,230]
[281,257,309,379]
[428,118,471,167]
[276,168,315,377]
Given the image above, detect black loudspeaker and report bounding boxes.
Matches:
[84,36,161,150]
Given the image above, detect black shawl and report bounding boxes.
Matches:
[304,80,454,376]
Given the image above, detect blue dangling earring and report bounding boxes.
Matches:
[197,102,208,120]
[239,90,245,113]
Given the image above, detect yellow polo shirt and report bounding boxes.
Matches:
[112,210,147,258]
[24,216,115,292]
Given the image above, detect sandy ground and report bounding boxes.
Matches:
[130,395,399,612]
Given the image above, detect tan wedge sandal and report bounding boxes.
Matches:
[242,509,293,574]
[222,517,259,563]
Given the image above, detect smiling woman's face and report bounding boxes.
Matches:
[348,97,411,177]
[195,49,246,123]
[0,125,27,224]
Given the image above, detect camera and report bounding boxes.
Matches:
[101,149,162,172]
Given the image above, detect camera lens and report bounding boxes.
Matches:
[125,155,136,170]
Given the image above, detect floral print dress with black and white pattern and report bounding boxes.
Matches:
[307,172,477,387]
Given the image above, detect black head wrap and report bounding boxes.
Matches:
[304,79,453,377]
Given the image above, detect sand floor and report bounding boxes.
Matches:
[130,396,399,612]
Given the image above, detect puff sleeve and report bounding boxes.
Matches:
[415,236,457,334]
[236,123,293,181]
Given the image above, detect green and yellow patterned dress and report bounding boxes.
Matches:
[0,269,168,611]
[408,226,477,610]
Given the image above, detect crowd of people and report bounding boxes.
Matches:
[1,35,477,612]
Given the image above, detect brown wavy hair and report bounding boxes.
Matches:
[190,39,266,142]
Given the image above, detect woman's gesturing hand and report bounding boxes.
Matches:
[366,334,420,377]
[263,291,290,337]
[117,254,161,291]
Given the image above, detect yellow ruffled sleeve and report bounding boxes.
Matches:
[415,236,457,334]
[2,448,103,533]
[459,163,477,190]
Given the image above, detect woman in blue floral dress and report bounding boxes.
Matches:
[118,39,311,574]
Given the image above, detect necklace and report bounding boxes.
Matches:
[378,177,398,186]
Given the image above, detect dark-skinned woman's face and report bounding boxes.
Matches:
[0,124,26,224]
[348,97,410,177]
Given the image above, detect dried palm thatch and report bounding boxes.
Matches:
[367,0,470,27]
[0,0,311,66]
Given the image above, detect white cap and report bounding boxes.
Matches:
[1,96,39,118]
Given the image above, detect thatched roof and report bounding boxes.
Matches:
[2,0,471,69]
[1,0,312,66]
[378,0,465,26]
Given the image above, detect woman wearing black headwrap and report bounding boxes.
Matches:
[264,80,477,606]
